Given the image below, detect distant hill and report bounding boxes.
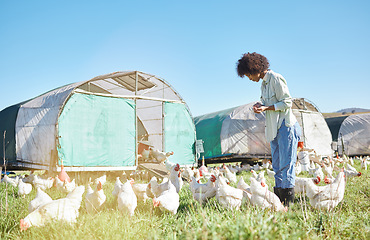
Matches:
[336,108,370,114]
[322,108,370,118]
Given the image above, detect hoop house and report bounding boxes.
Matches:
[194,98,332,160]
[0,71,196,171]
[325,113,370,156]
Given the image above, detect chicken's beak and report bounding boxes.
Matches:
[97,181,103,191]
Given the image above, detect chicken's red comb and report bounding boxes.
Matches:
[357,172,362,177]
[20,219,29,232]
[210,175,216,182]
[153,199,160,207]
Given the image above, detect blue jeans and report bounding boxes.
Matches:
[270,120,301,189]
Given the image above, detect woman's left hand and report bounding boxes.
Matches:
[254,105,268,113]
[254,105,274,113]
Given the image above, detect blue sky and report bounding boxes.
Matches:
[1,1,369,116]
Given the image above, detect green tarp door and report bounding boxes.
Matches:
[57,93,136,167]
[164,102,196,165]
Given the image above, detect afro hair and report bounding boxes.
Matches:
[236,52,270,77]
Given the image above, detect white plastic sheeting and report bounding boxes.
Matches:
[16,84,79,168]
[338,113,370,155]
[13,71,193,170]
[217,101,333,157]
[220,102,269,155]
[293,110,333,157]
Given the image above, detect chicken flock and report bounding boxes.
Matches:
[1,150,368,232]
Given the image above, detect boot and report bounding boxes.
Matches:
[281,188,295,207]
[273,187,282,202]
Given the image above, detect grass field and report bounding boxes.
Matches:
[1,161,369,240]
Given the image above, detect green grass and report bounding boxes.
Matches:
[1,161,369,240]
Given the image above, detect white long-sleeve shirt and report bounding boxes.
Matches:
[260,70,297,142]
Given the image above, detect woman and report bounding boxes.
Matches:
[236,52,301,206]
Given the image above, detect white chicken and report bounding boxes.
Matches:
[252,164,262,171]
[227,165,238,174]
[221,164,237,183]
[117,179,137,216]
[190,175,215,194]
[32,175,54,191]
[256,171,266,184]
[182,166,194,180]
[266,169,275,179]
[153,181,179,214]
[237,177,251,193]
[241,164,252,172]
[304,169,346,210]
[54,176,64,190]
[250,169,258,179]
[20,186,85,231]
[2,175,19,187]
[249,177,286,212]
[93,175,107,186]
[150,148,174,164]
[191,175,217,204]
[85,181,106,213]
[141,148,151,161]
[215,175,243,210]
[262,161,271,170]
[323,175,335,184]
[147,177,171,198]
[132,183,149,202]
[295,176,321,194]
[18,179,32,198]
[168,163,183,193]
[28,187,53,213]
[361,157,369,170]
[321,162,334,179]
[63,179,76,193]
[361,158,369,170]
[112,177,123,199]
[308,164,324,180]
[344,163,362,178]
[192,167,201,181]
[164,159,177,171]
[295,161,302,176]
[22,171,35,184]
[236,177,252,202]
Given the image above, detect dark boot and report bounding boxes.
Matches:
[273,187,282,202]
[281,188,295,207]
